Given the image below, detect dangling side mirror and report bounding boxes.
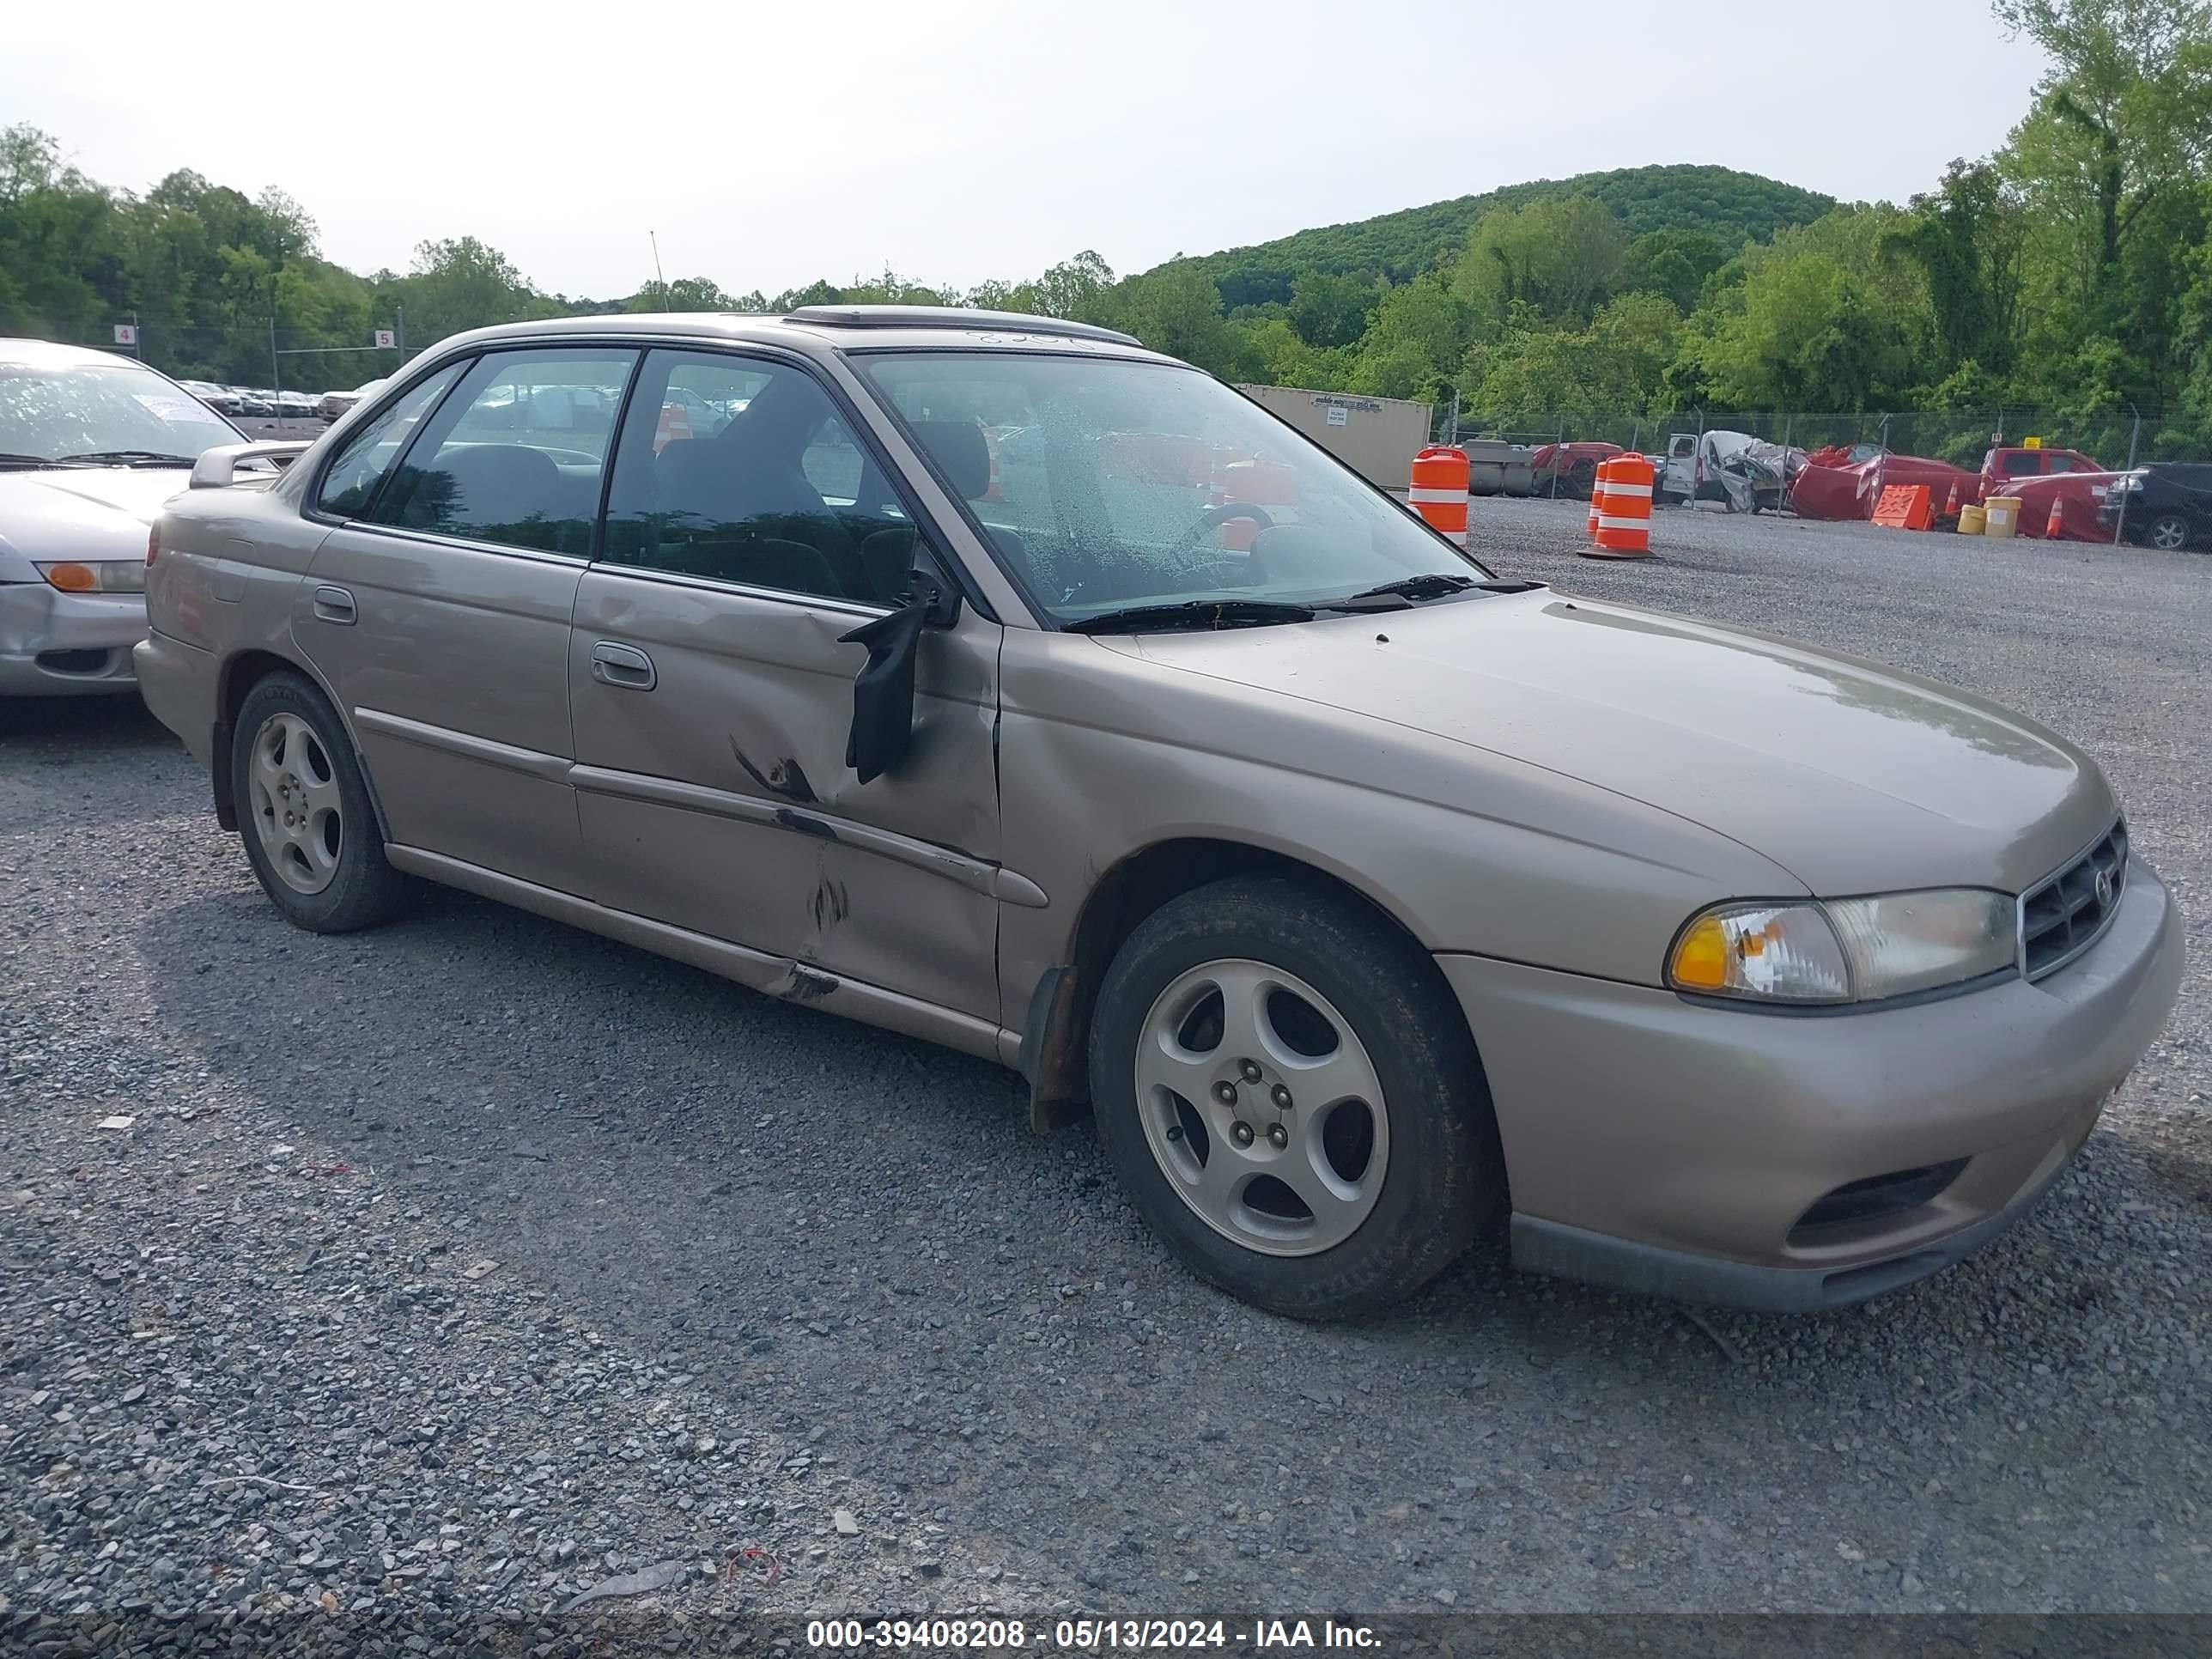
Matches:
[839,545,963,785]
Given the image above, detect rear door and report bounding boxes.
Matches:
[301,345,638,896]
[568,345,1003,1019]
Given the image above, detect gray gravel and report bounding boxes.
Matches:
[2,500,2207,1640]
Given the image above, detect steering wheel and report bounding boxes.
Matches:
[1175,500,1274,552]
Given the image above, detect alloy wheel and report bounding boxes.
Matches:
[248,712,343,895]
[1133,957,1389,1257]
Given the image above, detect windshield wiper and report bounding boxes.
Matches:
[1063,599,1317,635]
[1334,573,1479,605]
[52,450,200,468]
[0,452,81,470]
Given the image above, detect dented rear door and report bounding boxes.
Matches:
[568,574,1002,1018]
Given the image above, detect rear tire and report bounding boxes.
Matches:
[232,671,413,933]
[1088,874,1503,1318]
[2148,512,2192,553]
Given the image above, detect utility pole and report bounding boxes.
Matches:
[395,305,405,361]
[649,230,666,307]
[270,313,281,398]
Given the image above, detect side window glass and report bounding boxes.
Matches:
[316,363,465,518]
[602,351,911,605]
[368,349,636,556]
[2048,454,2075,474]
[2002,452,2039,475]
[800,415,865,506]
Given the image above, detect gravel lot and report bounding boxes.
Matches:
[2,500,2206,1646]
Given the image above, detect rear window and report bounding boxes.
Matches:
[2001,452,2039,476]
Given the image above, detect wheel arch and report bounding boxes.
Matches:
[216,648,392,842]
[1021,835,1483,1133]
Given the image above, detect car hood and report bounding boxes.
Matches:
[1105,587,2115,896]
[0,466,188,576]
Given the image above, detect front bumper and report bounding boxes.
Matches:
[0,581,145,696]
[1442,861,2182,1311]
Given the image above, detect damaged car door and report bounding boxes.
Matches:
[568,347,1003,1020]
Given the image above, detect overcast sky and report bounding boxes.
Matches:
[7,0,2047,301]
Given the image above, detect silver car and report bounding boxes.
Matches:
[134,308,2181,1318]
[0,339,248,695]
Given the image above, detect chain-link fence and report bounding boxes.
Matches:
[65,321,412,404]
[1436,406,2174,472]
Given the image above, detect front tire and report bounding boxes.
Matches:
[1088,875,1502,1318]
[232,671,413,933]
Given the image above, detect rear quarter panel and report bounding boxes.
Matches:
[149,478,339,743]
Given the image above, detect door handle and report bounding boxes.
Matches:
[311,585,356,625]
[590,640,657,690]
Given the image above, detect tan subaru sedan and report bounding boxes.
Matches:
[136,308,2181,1318]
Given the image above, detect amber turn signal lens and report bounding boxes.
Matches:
[1669,915,1729,989]
[40,562,98,592]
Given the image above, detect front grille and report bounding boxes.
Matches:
[2020,820,2128,980]
[1789,1158,1969,1243]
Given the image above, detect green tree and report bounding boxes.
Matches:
[625,276,736,311]
[1462,293,1681,421]
[384,236,553,350]
[1884,160,2028,379]
[1347,275,1468,400]
[1452,197,1626,327]
[1286,270,1376,347]
[1620,228,1729,312]
[1030,251,1115,319]
[1995,0,2212,277]
[1109,264,1240,375]
[1692,246,1917,410]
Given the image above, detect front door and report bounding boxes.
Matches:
[299,345,638,896]
[568,346,1002,1020]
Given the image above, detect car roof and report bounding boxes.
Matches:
[0,337,154,371]
[419,307,1178,367]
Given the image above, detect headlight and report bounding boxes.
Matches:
[1667,903,1851,1003]
[33,561,146,594]
[1668,889,2014,1006]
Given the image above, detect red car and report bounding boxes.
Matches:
[1989,471,2124,542]
[1526,441,1621,498]
[1789,452,1978,522]
[1978,445,2102,503]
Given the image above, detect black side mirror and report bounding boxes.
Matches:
[839,547,963,785]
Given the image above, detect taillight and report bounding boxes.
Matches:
[147,524,160,565]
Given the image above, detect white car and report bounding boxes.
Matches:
[318,380,386,422]
[0,339,248,695]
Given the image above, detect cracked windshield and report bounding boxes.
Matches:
[863,352,1481,623]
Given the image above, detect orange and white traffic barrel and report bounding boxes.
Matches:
[1586,453,1653,558]
[1588,456,1608,538]
[653,400,692,454]
[1408,446,1470,547]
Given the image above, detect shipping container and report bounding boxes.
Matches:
[1233,384,1433,493]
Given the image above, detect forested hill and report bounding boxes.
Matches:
[1168,164,1839,307]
